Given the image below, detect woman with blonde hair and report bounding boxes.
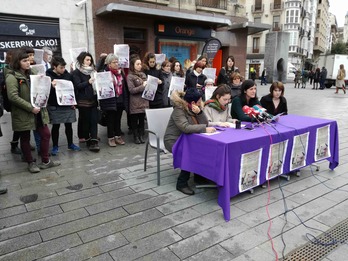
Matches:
[335,64,346,94]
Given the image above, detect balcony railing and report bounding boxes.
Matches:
[270,2,283,11]
[272,24,283,31]
[196,0,227,10]
[251,4,264,13]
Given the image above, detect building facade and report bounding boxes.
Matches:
[313,0,330,62]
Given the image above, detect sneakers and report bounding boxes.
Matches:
[68,144,81,151]
[28,162,40,173]
[108,138,117,147]
[114,136,125,145]
[79,138,86,143]
[51,146,59,156]
[38,160,61,169]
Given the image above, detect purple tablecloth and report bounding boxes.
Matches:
[172,114,339,221]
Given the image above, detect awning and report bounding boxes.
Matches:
[229,22,271,35]
[96,3,232,27]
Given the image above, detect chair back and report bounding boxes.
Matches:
[145,107,173,151]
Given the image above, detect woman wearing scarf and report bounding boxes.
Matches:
[161,60,172,107]
[184,61,207,100]
[203,84,236,127]
[72,51,99,152]
[99,53,128,147]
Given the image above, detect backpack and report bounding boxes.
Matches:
[0,76,11,112]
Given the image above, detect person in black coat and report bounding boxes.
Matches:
[185,61,207,100]
[260,81,288,116]
[216,55,239,87]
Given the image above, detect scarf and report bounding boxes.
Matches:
[205,99,226,112]
[77,64,95,76]
[109,67,123,96]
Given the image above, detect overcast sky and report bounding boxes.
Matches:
[329,0,347,27]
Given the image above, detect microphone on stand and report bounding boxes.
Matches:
[242,105,260,121]
[252,105,273,120]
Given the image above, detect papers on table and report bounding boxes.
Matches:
[30,75,51,108]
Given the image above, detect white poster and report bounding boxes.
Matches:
[55,79,77,106]
[314,125,330,161]
[203,68,216,81]
[205,86,217,100]
[94,72,115,100]
[69,47,87,70]
[239,148,262,192]
[290,132,309,171]
[30,64,46,75]
[142,75,158,101]
[155,53,166,65]
[34,48,44,65]
[168,76,185,98]
[113,44,129,68]
[30,75,51,108]
[266,140,288,180]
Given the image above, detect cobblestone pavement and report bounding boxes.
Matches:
[0,81,347,261]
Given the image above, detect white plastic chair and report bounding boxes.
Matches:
[144,107,173,185]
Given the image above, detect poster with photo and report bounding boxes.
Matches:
[290,132,309,171]
[239,148,262,192]
[266,140,289,180]
[155,53,166,65]
[30,64,46,75]
[168,76,185,97]
[142,75,158,101]
[113,44,129,68]
[205,86,217,100]
[30,75,51,108]
[314,125,330,161]
[69,47,87,70]
[94,72,115,100]
[203,68,216,81]
[55,79,77,106]
[34,48,44,65]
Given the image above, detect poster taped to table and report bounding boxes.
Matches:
[33,48,44,65]
[314,125,330,161]
[155,53,166,65]
[205,86,217,100]
[30,64,46,75]
[113,44,129,68]
[168,76,185,97]
[55,79,77,106]
[290,132,309,171]
[69,47,87,70]
[203,68,216,82]
[239,148,262,192]
[266,140,289,180]
[93,71,115,100]
[142,75,158,101]
[30,75,51,108]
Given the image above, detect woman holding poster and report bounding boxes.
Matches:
[6,49,60,173]
[72,52,100,152]
[126,57,149,144]
[99,53,128,147]
[46,56,80,155]
[184,61,207,100]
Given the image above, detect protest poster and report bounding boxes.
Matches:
[34,48,44,65]
[69,47,87,70]
[266,140,288,180]
[113,44,129,68]
[203,68,216,81]
[290,132,309,171]
[239,148,262,192]
[168,76,185,98]
[142,75,158,101]
[30,64,46,75]
[94,72,115,100]
[55,79,77,106]
[314,125,330,161]
[155,53,166,65]
[29,75,51,108]
[205,86,217,100]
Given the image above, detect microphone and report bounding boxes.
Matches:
[242,105,259,119]
[253,105,273,120]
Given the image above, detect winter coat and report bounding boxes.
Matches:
[203,102,233,126]
[46,68,73,106]
[230,83,242,99]
[231,95,261,122]
[5,69,49,131]
[216,67,239,86]
[126,71,149,114]
[260,93,288,116]
[72,69,97,108]
[185,70,207,90]
[144,67,164,108]
[161,70,172,107]
[164,91,208,153]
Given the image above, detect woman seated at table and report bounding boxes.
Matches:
[164,88,216,195]
[231,79,261,122]
[204,84,236,127]
[260,81,288,116]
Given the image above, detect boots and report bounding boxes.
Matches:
[133,131,141,144]
[138,129,145,144]
[88,139,100,152]
[10,141,22,154]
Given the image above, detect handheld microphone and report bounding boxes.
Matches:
[242,105,259,119]
[253,105,272,120]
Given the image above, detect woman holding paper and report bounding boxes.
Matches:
[184,61,207,100]
[161,60,172,107]
[171,61,185,78]
[6,49,60,173]
[99,53,128,147]
[127,57,149,144]
[46,56,80,155]
[72,51,100,152]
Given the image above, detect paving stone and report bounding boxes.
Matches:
[0,208,89,242]
[322,184,348,203]
[286,183,332,205]
[0,205,27,219]
[0,232,42,255]
[184,244,235,261]
[40,208,128,241]
[313,200,348,227]
[109,229,181,261]
[324,244,348,261]
[229,247,275,261]
[78,208,163,243]
[130,173,177,192]
[135,247,180,261]
[82,253,114,261]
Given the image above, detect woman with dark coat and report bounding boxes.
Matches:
[312,68,321,90]
[260,81,288,116]
[72,51,99,152]
[216,55,239,87]
[161,60,172,107]
[99,53,129,147]
[184,61,207,99]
